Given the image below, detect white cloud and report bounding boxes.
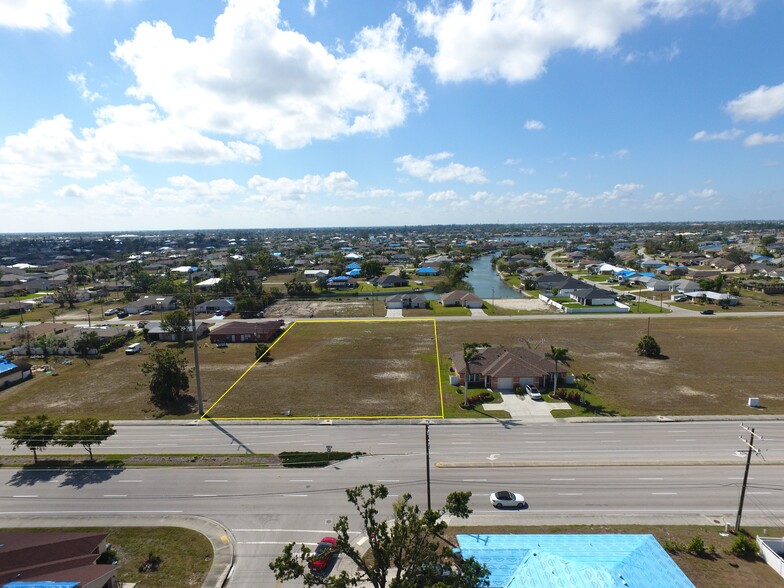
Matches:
[112,0,426,149]
[247,171,359,204]
[412,0,756,83]
[0,0,71,34]
[427,190,458,202]
[623,42,680,63]
[725,82,784,121]
[395,152,488,183]
[55,178,150,202]
[90,104,261,163]
[590,149,630,160]
[520,167,536,175]
[691,128,742,141]
[498,179,515,186]
[524,119,544,131]
[744,132,784,146]
[154,176,245,203]
[0,114,116,178]
[305,0,327,16]
[68,72,102,102]
[561,182,643,209]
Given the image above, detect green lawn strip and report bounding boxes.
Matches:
[0,454,275,468]
[279,451,362,467]
[446,524,783,588]
[0,526,213,587]
[404,305,471,317]
[628,300,670,314]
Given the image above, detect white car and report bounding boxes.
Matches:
[139,310,152,316]
[104,308,118,316]
[525,385,542,400]
[490,490,526,509]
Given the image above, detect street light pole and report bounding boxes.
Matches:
[735,425,763,532]
[425,422,432,511]
[189,269,204,415]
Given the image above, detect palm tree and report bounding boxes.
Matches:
[461,342,489,407]
[546,346,571,394]
[85,308,93,327]
[577,372,595,405]
[47,308,60,324]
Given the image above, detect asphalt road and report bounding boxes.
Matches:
[2,419,784,586]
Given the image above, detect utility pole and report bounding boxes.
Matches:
[425,422,432,511]
[189,269,204,415]
[735,425,763,533]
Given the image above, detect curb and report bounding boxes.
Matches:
[0,513,234,588]
[437,459,784,468]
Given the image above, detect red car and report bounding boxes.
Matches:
[309,536,337,573]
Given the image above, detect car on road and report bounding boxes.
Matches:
[673,295,688,302]
[104,308,118,316]
[116,310,129,318]
[525,385,542,400]
[490,490,526,509]
[309,536,337,573]
[700,309,715,315]
[139,310,152,316]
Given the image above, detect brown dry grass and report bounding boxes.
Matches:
[1,316,783,419]
[203,320,441,418]
[447,524,784,588]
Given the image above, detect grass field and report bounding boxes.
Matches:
[203,320,443,419]
[1,316,783,419]
[447,524,784,588]
[0,526,212,587]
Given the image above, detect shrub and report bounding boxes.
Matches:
[636,335,661,358]
[686,535,707,557]
[729,534,760,559]
[466,392,494,406]
[662,539,684,553]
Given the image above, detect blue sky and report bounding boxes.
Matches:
[1,0,782,232]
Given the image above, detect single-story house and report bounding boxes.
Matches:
[209,320,285,344]
[145,320,209,342]
[125,295,178,314]
[570,286,616,306]
[440,290,484,308]
[326,276,358,289]
[195,298,235,313]
[304,269,330,279]
[450,346,565,391]
[0,355,32,388]
[374,274,408,288]
[385,294,428,309]
[535,273,588,296]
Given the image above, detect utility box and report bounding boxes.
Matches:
[748,397,760,408]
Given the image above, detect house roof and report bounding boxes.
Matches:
[440,290,482,305]
[451,346,556,379]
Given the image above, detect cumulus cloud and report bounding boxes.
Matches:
[90,104,261,163]
[623,42,680,63]
[744,132,784,146]
[68,72,102,102]
[0,0,71,34]
[412,0,757,83]
[691,128,743,141]
[0,115,116,178]
[112,0,426,149]
[247,171,359,204]
[305,0,327,16]
[725,82,784,121]
[524,119,544,131]
[561,183,643,209]
[590,149,630,159]
[427,190,458,202]
[395,152,488,183]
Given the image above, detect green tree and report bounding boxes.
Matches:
[361,260,384,279]
[545,346,571,393]
[74,330,102,357]
[2,415,61,463]
[141,347,192,408]
[286,277,316,298]
[462,342,489,408]
[255,342,270,360]
[576,372,595,405]
[636,335,661,358]
[269,483,489,588]
[160,309,190,342]
[56,418,116,460]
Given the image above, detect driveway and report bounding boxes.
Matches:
[485,391,570,422]
[385,308,403,318]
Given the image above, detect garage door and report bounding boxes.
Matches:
[496,378,514,391]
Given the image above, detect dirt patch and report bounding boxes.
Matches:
[492,298,551,311]
[265,299,376,318]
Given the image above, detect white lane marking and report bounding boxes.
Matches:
[524,441,546,444]
[204,480,228,483]
[462,479,488,482]
[639,478,664,481]
[593,431,614,434]
[0,510,182,514]
[675,439,696,442]
[551,478,575,481]
[748,492,771,495]
[284,494,308,497]
[194,494,218,497]
[727,477,753,480]
[378,480,399,483]
[13,495,38,498]
[290,479,313,482]
[156,444,178,447]
[558,493,583,496]
[103,494,127,498]
[118,480,143,483]
[651,492,678,495]
[451,442,471,445]
[378,443,399,445]
[357,537,368,546]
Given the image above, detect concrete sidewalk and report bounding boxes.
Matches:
[1,513,234,588]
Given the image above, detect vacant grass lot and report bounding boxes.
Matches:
[447,525,784,588]
[203,320,442,419]
[1,316,783,419]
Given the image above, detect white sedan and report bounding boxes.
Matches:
[490,490,526,508]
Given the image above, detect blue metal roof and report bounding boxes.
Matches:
[457,534,694,588]
[0,357,18,375]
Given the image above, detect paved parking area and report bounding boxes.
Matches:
[486,391,570,422]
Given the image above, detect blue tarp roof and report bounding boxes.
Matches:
[458,534,694,588]
[345,269,361,277]
[0,357,18,375]
[416,267,439,274]
[346,262,361,270]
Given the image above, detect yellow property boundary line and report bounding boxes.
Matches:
[201,318,445,421]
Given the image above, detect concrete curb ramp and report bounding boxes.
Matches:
[0,513,234,588]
